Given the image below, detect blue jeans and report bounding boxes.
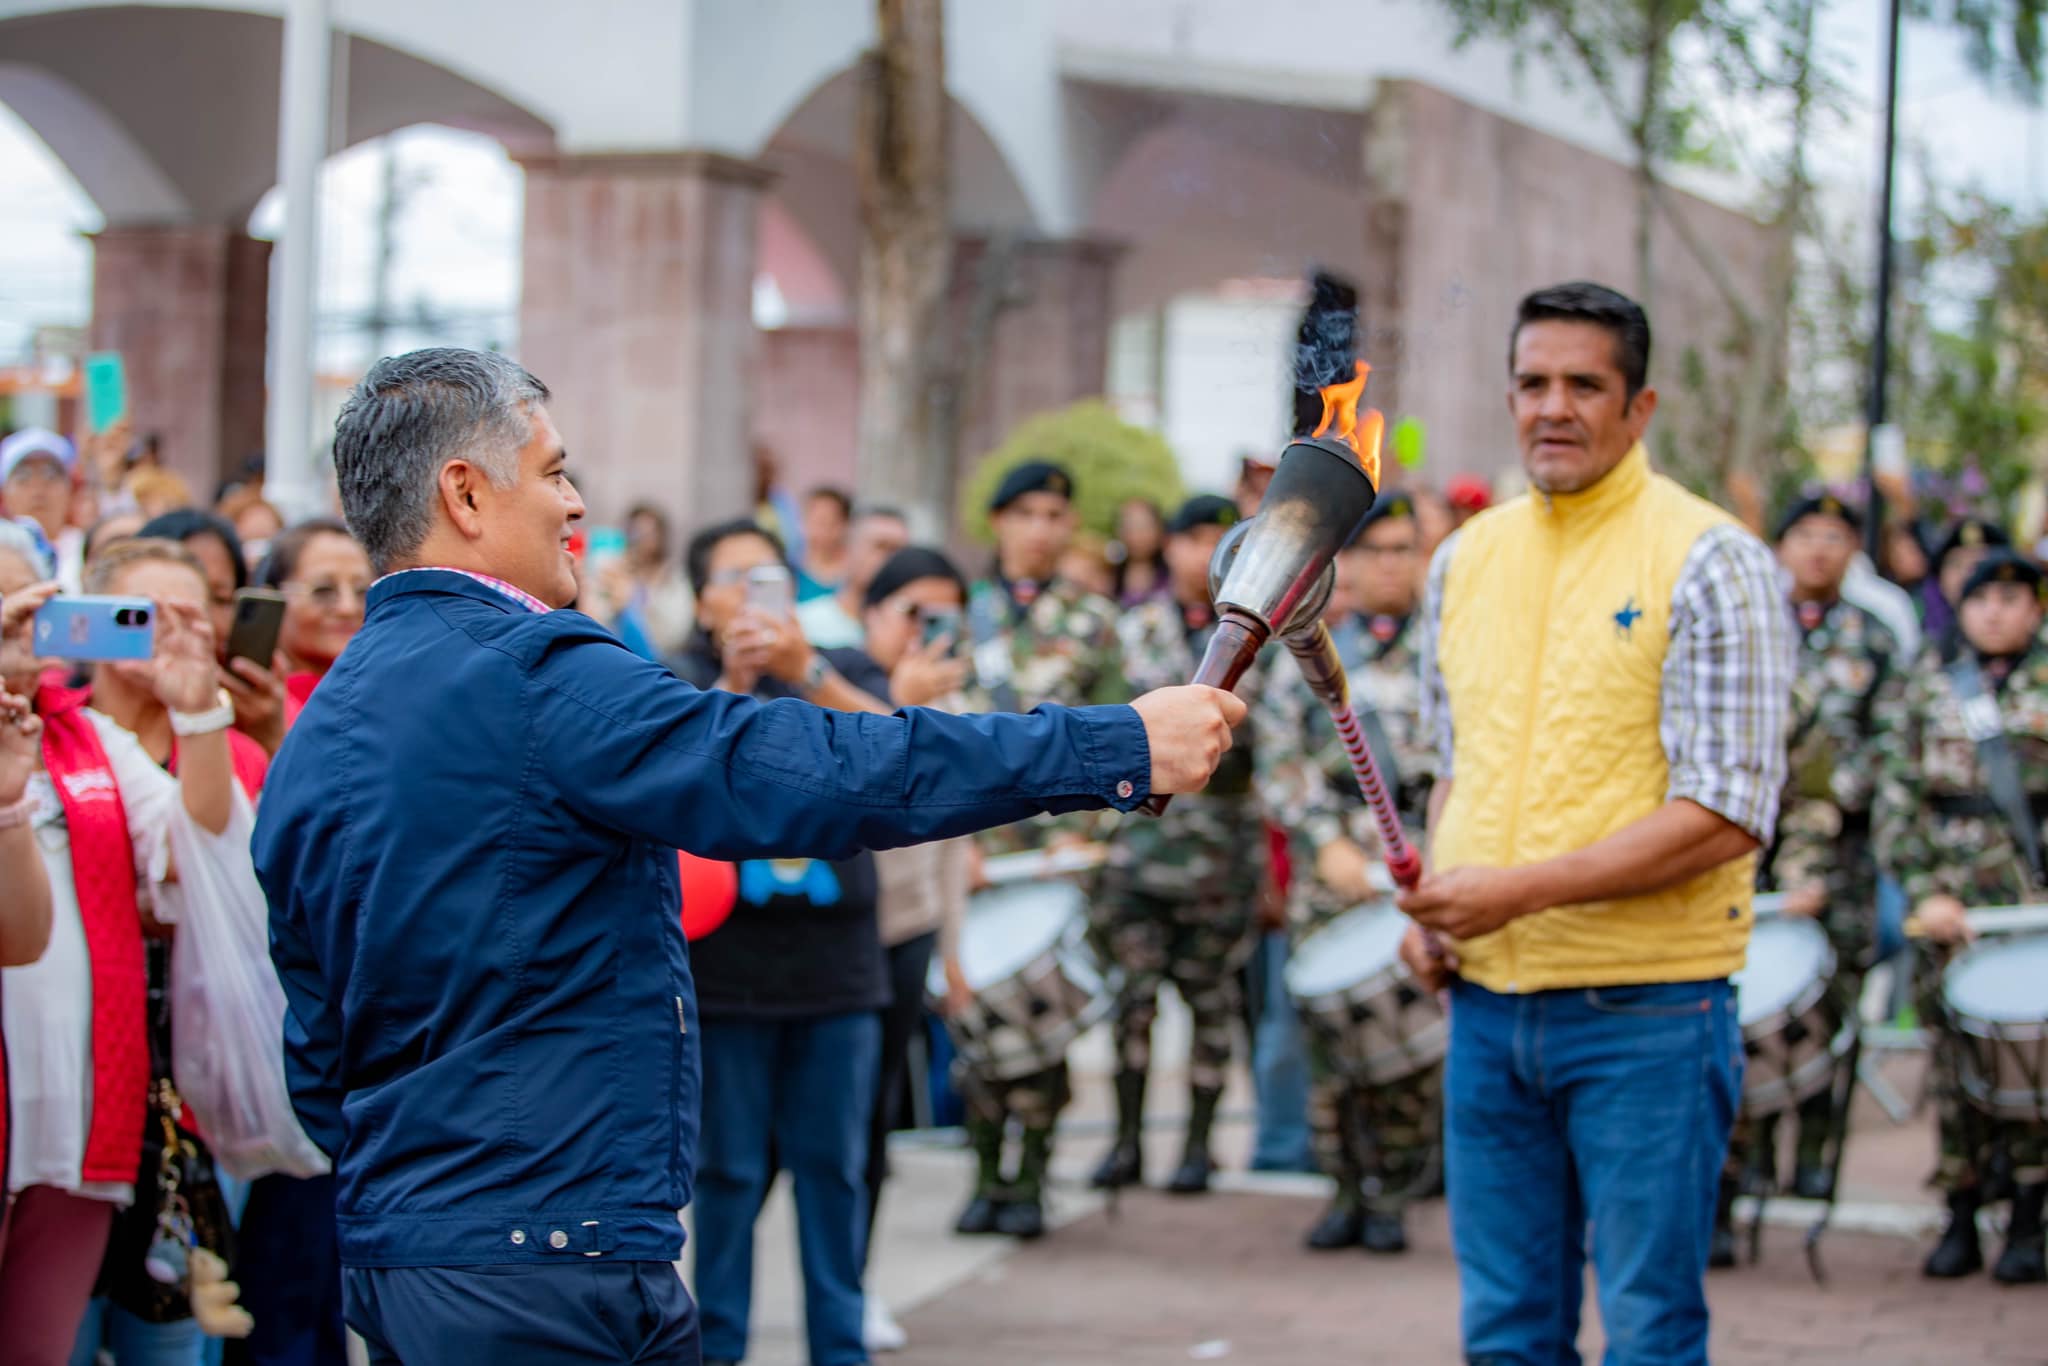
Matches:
[70,1299,204,1366]
[1446,978,1741,1366]
[693,1011,880,1366]
[1247,933,1316,1172]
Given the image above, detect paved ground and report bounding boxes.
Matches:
[712,996,2048,1366]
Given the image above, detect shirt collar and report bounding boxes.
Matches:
[375,566,551,614]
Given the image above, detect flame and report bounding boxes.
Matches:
[1312,360,1384,489]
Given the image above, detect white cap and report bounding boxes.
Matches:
[0,428,77,483]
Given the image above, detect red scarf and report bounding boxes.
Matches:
[8,685,150,1185]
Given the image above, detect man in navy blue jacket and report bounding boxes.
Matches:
[252,348,1243,1364]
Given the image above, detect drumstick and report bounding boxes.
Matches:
[1903,904,2048,939]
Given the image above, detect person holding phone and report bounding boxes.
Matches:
[848,545,973,1354]
[255,519,373,725]
[1,584,53,969]
[0,520,234,1366]
[669,519,900,1366]
[669,519,886,714]
[138,509,296,759]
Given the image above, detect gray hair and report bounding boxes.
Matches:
[0,519,52,579]
[331,347,549,571]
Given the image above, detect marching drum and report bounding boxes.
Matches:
[1732,916,1855,1115]
[1286,901,1446,1086]
[934,880,1109,1081]
[1942,934,2048,1122]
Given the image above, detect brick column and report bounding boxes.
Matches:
[953,236,1124,470]
[89,227,271,496]
[518,151,774,533]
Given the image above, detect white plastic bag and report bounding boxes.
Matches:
[165,786,331,1180]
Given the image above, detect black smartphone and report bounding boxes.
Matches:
[225,588,288,667]
[921,609,962,655]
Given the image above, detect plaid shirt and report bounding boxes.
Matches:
[1419,521,1794,842]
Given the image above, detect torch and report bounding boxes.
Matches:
[1141,272,1423,891]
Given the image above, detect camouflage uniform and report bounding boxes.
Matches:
[951,574,1132,1208]
[1730,599,1903,1186]
[1254,611,1443,1218]
[1875,634,2048,1197]
[1092,597,1265,1174]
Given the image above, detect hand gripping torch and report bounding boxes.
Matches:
[1139,433,1423,891]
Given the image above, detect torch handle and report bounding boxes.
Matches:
[1282,624,1423,891]
[1140,613,1270,817]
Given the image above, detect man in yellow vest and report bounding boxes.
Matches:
[1396,282,1794,1365]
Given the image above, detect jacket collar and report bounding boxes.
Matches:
[1535,442,1651,527]
[368,567,542,616]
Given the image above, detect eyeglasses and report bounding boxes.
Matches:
[4,460,67,487]
[285,580,370,609]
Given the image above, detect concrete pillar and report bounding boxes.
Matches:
[518,151,773,534]
[953,236,1124,471]
[88,226,272,498]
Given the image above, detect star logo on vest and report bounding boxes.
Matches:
[1613,597,1642,639]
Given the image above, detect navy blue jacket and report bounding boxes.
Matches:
[253,571,1151,1268]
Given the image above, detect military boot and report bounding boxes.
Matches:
[1924,1188,1984,1278]
[1304,1185,1365,1251]
[1993,1183,2046,1285]
[1361,1208,1408,1254]
[1166,1085,1223,1195]
[997,1126,1053,1239]
[953,1113,1007,1236]
[1089,1070,1146,1190]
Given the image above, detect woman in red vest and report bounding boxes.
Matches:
[0,524,234,1365]
[1,593,53,969]
[67,538,271,1364]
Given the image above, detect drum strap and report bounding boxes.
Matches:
[1944,656,2048,890]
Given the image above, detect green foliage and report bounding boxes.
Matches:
[1918,0,2046,96]
[958,401,1188,544]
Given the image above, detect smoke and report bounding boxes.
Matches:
[1291,270,1358,436]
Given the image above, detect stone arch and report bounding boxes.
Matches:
[0,3,553,229]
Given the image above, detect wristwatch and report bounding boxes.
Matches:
[802,654,833,695]
[170,688,236,737]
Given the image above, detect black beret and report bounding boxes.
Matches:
[1165,494,1239,536]
[1958,549,2044,605]
[989,460,1074,512]
[1358,490,1417,532]
[1934,518,2010,573]
[1773,493,1862,542]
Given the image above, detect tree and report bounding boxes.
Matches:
[854,0,952,537]
[958,401,1187,545]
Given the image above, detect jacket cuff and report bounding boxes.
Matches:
[1071,704,1152,811]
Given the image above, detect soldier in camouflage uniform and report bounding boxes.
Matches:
[1714,496,1906,1263]
[1875,549,2048,1286]
[950,460,1133,1241]
[1254,492,1442,1254]
[1088,495,1266,1196]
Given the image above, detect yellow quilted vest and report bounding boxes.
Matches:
[1434,445,1755,992]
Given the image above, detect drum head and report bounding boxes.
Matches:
[936,881,1088,993]
[1733,918,1830,1027]
[1945,935,2048,1025]
[1287,901,1406,997]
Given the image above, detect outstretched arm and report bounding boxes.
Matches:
[537,640,1240,862]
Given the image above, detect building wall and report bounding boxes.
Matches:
[755,324,860,499]
[1371,80,1774,485]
